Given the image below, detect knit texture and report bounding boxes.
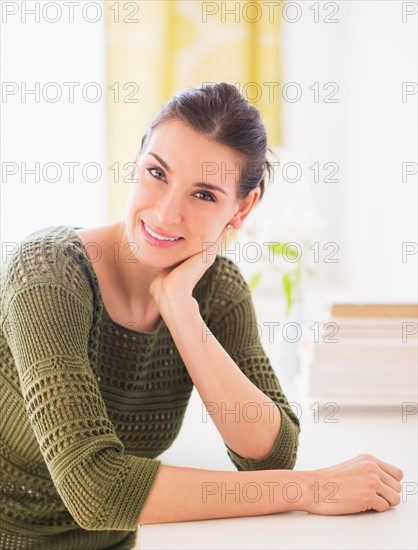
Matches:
[0,225,300,549]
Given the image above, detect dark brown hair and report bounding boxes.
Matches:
[139,82,273,204]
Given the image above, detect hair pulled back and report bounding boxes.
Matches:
[139,82,273,203]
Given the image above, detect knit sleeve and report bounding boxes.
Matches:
[207,257,300,471]
[1,256,161,531]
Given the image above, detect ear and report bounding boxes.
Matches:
[229,188,261,229]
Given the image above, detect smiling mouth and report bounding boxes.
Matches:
[142,221,184,241]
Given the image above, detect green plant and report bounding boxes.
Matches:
[247,241,315,316]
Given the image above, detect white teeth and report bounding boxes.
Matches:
[144,223,180,241]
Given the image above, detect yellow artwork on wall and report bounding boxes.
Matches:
[105,0,281,221]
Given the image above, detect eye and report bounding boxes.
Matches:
[195,191,216,202]
[146,167,165,180]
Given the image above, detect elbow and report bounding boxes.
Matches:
[52,449,161,532]
[56,485,108,531]
[55,478,132,532]
[225,411,300,472]
[286,445,299,470]
[284,415,300,470]
[262,409,300,471]
[72,515,100,532]
[52,457,117,531]
[59,491,136,532]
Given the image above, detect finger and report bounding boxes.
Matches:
[200,244,219,265]
[220,226,229,240]
[372,457,404,482]
[380,470,402,495]
[212,228,229,254]
[376,480,402,508]
[371,494,391,513]
[201,240,220,260]
[184,247,217,281]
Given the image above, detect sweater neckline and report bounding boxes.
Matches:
[68,225,165,338]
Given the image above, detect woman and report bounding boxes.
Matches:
[0,83,403,549]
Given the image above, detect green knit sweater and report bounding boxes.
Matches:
[0,225,300,550]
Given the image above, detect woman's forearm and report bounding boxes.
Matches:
[138,464,311,525]
[160,297,284,461]
[138,453,405,524]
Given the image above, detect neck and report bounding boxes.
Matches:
[109,220,164,310]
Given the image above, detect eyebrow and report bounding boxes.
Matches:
[147,152,228,196]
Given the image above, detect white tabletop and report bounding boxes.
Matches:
[137,380,417,550]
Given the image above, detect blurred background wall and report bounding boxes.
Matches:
[2,0,417,310]
[104,1,281,221]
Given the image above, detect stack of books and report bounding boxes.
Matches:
[307,303,418,411]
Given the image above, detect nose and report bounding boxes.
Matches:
[152,187,183,226]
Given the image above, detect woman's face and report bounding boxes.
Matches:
[125,118,259,268]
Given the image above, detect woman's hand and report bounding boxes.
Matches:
[149,226,229,314]
[304,453,403,515]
